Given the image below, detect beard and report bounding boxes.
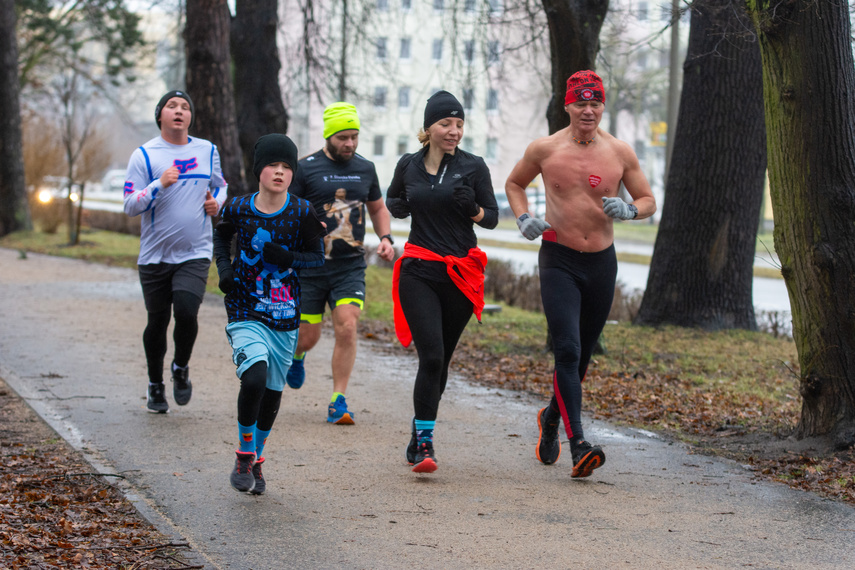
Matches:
[326,140,354,163]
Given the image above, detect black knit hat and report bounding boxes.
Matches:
[253,134,299,180]
[423,90,465,129]
[155,90,195,129]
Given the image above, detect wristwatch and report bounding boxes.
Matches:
[380,234,394,245]
[628,204,639,219]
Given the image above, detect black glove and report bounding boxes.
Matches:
[262,241,294,269]
[213,221,237,294]
[218,268,236,294]
[215,221,235,240]
[453,184,480,217]
[386,197,411,218]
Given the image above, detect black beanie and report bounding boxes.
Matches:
[155,90,195,129]
[423,90,465,129]
[253,134,299,180]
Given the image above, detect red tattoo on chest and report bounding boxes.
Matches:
[588,175,602,188]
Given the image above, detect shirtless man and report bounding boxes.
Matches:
[505,70,656,477]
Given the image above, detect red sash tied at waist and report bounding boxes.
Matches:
[391,242,488,347]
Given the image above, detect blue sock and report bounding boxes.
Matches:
[255,427,271,459]
[238,422,256,454]
[414,420,435,444]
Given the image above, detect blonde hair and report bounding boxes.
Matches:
[417,128,430,147]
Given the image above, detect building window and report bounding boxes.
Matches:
[486,88,498,112]
[400,37,411,60]
[377,0,388,11]
[374,86,387,108]
[487,40,501,66]
[464,0,476,12]
[488,0,503,15]
[463,88,474,110]
[461,136,473,151]
[433,0,444,12]
[374,135,385,157]
[432,39,443,62]
[402,0,412,10]
[638,2,648,20]
[398,86,411,109]
[464,40,475,64]
[397,135,409,156]
[376,37,387,60]
[485,137,498,161]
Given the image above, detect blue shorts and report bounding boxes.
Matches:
[225,321,298,391]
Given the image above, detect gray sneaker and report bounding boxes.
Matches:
[230,451,256,493]
[146,383,169,414]
[171,363,192,406]
[249,457,266,495]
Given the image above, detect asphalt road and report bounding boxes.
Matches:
[0,247,851,569]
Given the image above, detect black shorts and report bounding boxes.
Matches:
[298,256,366,323]
[138,258,210,313]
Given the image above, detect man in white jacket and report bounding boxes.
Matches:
[123,90,227,413]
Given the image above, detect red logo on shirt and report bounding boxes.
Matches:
[589,175,602,187]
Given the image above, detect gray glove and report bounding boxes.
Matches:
[516,213,551,240]
[602,196,638,220]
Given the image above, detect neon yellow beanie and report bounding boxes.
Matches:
[323,102,360,139]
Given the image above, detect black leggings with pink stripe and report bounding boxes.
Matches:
[539,241,616,442]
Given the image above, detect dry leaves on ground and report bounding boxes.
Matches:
[0,381,199,569]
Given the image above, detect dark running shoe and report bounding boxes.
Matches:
[412,441,438,474]
[571,440,605,478]
[285,354,305,389]
[230,450,256,493]
[171,363,192,406]
[146,383,169,414]
[249,457,266,495]
[536,407,561,465]
[406,418,417,465]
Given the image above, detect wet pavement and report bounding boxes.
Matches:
[0,247,849,569]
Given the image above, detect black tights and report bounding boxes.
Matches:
[237,361,282,431]
[539,242,616,443]
[399,271,474,421]
[143,290,202,383]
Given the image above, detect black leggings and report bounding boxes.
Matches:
[142,290,202,383]
[399,268,474,421]
[539,241,616,442]
[237,361,283,431]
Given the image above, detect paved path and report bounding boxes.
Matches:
[0,247,851,569]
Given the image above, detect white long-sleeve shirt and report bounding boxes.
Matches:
[123,136,227,265]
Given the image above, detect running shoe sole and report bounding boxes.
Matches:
[571,448,606,478]
[536,407,561,465]
[329,413,354,425]
[412,457,438,473]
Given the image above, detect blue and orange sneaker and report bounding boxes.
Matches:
[327,394,355,425]
[286,354,306,389]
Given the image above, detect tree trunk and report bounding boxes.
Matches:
[540,0,609,134]
[0,0,31,236]
[231,0,289,195]
[746,0,855,446]
[185,0,247,199]
[635,0,766,331]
